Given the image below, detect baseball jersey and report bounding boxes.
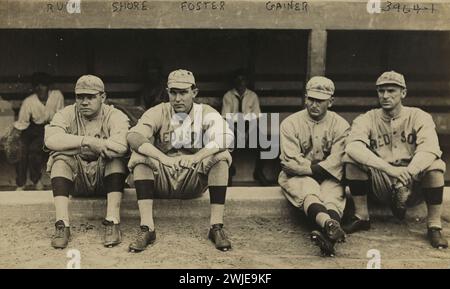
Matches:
[345,106,442,165]
[280,109,350,181]
[45,103,130,153]
[129,102,234,156]
[14,90,64,130]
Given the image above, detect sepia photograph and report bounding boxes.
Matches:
[0,0,449,274]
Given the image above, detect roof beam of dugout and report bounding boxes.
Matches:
[0,0,449,30]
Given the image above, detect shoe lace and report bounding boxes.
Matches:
[103,220,114,235]
[105,224,113,236]
[55,225,65,238]
[213,226,227,240]
[135,228,149,242]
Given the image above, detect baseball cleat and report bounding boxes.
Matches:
[208,224,232,252]
[51,220,70,249]
[103,219,122,248]
[128,225,156,253]
[343,215,371,234]
[310,230,335,257]
[391,185,411,220]
[324,219,346,243]
[427,227,448,249]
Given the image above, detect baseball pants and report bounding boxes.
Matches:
[49,155,127,197]
[278,171,346,216]
[345,158,446,206]
[129,150,231,199]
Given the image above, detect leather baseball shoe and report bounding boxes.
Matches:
[324,219,346,243]
[208,224,232,251]
[310,230,336,257]
[428,227,448,249]
[129,225,156,253]
[51,220,70,249]
[103,219,122,248]
[343,215,371,234]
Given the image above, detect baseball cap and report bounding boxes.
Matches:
[167,69,196,89]
[305,76,335,100]
[376,71,406,88]
[75,75,105,95]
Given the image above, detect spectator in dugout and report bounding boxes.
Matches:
[138,59,169,110]
[221,70,269,186]
[14,72,64,191]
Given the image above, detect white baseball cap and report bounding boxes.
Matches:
[167,69,196,89]
[75,75,105,94]
[376,71,406,88]
[305,76,335,100]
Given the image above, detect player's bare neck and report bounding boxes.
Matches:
[384,104,403,119]
[186,103,194,115]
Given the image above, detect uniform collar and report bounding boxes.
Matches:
[170,102,197,121]
[79,104,105,122]
[380,105,404,121]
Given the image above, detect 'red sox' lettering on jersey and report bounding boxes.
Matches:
[346,106,442,165]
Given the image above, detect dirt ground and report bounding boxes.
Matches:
[0,216,449,269]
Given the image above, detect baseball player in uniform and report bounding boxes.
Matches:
[343,71,448,249]
[278,76,350,256]
[127,69,234,252]
[44,75,130,249]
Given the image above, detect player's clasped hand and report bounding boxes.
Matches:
[179,155,201,169]
[387,165,412,186]
[82,136,115,159]
[160,156,183,176]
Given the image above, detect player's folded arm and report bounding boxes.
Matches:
[104,111,131,156]
[44,125,84,152]
[318,119,350,179]
[127,131,149,152]
[414,112,442,158]
[407,112,442,174]
[279,118,308,163]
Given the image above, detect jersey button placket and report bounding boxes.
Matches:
[391,119,400,163]
[312,123,321,158]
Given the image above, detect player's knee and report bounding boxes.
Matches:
[345,163,368,181]
[288,176,320,194]
[133,163,155,181]
[421,170,445,188]
[105,158,126,175]
[208,160,229,186]
[50,160,74,180]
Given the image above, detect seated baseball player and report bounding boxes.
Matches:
[127,69,234,252]
[343,71,448,249]
[44,75,130,249]
[278,76,350,256]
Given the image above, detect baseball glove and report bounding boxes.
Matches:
[0,125,24,164]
